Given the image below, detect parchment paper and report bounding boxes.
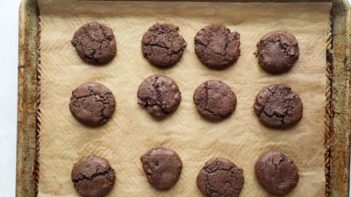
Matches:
[37,1,331,196]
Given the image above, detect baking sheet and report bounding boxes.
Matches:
[37,1,331,196]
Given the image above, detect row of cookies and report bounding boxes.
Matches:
[72,22,299,74]
[69,75,303,129]
[71,148,299,197]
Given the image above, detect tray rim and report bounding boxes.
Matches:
[16,0,350,196]
[17,0,40,197]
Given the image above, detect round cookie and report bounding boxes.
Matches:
[71,156,116,197]
[142,23,187,68]
[194,24,240,69]
[193,80,236,121]
[256,31,299,74]
[140,147,183,190]
[197,158,244,197]
[137,75,181,119]
[255,151,299,196]
[69,82,116,127]
[71,22,116,65]
[253,84,303,129]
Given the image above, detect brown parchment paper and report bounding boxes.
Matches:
[37,1,331,196]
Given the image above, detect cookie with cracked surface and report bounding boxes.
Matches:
[69,82,116,127]
[71,156,116,197]
[256,31,299,74]
[193,80,236,121]
[194,24,240,69]
[254,84,303,129]
[71,22,116,65]
[137,75,181,119]
[140,147,183,190]
[255,151,299,196]
[142,23,187,68]
[197,158,244,197]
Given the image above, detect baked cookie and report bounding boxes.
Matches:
[69,82,116,127]
[142,23,187,68]
[254,84,303,129]
[140,147,183,190]
[256,31,299,74]
[137,75,181,119]
[71,21,117,65]
[71,156,116,197]
[193,80,236,121]
[194,24,240,69]
[255,151,299,196]
[197,158,244,197]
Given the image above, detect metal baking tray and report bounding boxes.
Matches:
[17,0,350,196]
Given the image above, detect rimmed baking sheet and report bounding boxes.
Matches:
[36,1,331,196]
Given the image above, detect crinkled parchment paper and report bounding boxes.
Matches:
[37,1,331,196]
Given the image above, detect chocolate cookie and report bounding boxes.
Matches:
[140,147,183,190]
[197,158,244,197]
[256,31,299,74]
[69,82,116,127]
[194,24,240,69]
[137,75,181,119]
[142,23,187,68]
[71,156,116,197]
[193,80,236,121]
[71,22,116,65]
[255,151,299,196]
[254,84,303,129]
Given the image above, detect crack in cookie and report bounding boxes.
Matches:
[254,84,303,129]
[142,23,187,68]
[71,156,116,197]
[195,24,240,69]
[193,80,236,121]
[256,31,299,74]
[255,151,299,196]
[69,82,116,127]
[140,147,182,190]
[71,22,116,65]
[137,75,181,119]
[197,158,244,197]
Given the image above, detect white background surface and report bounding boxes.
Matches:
[0,1,349,197]
[0,0,21,197]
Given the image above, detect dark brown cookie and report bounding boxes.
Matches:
[71,22,116,65]
[69,82,116,127]
[194,24,240,69]
[255,151,299,196]
[140,147,183,190]
[197,158,244,197]
[137,75,181,119]
[256,31,299,74]
[254,84,303,129]
[71,156,116,197]
[193,80,236,121]
[142,23,187,68]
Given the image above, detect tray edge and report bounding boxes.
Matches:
[327,0,351,196]
[16,0,40,196]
